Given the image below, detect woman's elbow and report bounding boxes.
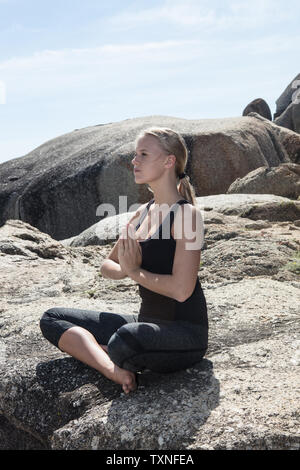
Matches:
[100,263,107,278]
[174,288,189,303]
[100,260,111,278]
[174,283,194,303]
[176,292,189,303]
[100,259,127,280]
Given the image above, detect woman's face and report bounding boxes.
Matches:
[132,135,171,184]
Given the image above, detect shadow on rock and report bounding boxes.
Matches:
[36,356,120,398]
[88,359,220,450]
[0,343,220,450]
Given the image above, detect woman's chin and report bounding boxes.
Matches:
[134,174,145,183]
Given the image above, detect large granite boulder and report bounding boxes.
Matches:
[274,73,300,133]
[242,98,272,120]
[0,194,299,450]
[274,101,300,135]
[274,72,300,119]
[227,163,300,200]
[1,113,300,241]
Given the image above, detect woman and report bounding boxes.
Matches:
[40,127,208,395]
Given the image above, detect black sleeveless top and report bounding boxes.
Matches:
[135,198,208,326]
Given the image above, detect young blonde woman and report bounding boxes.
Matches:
[40,127,208,395]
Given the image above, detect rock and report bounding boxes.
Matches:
[248,112,300,164]
[0,219,69,260]
[274,101,300,134]
[274,73,300,133]
[274,73,300,118]
[1,113,300,241]
[242,98,272,120]
[200,193,300,223]
[244,220,272,230]
[0,193,299,450]
[227,163,300,200]
[61,211,135,247]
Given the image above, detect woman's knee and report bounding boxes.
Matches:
[39,308,67,348]
[107,324,145,373]
[40,307,62,323]
[40,308,56,331]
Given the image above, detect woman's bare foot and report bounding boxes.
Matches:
[110,364,137,394]
[99,344,137,394]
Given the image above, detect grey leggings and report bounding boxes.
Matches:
[40,308,208,374]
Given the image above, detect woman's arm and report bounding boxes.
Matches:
[101,258,128,280]
[128,268,183,301]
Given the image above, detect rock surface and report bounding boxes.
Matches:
[227,163,300,200]
[274,101,300,135]
[274,73,300,118]
[61,211,135,247]
[242,98,272,120]
[274,72,300,133]
[1,113,300,241]
[0,194,299,450]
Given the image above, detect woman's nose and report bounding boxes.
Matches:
[132,154,139,165]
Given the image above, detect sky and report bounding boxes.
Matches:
[0,0,299,165]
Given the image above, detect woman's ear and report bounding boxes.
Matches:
[165,154,176,169]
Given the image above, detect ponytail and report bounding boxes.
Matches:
[177,173,197,206]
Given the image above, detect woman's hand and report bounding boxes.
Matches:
[118,223,142,276]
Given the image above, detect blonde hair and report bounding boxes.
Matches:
[134,127,197,206]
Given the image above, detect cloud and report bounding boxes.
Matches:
[107,0,299,31]
[107,0,217,29]
[0,33,298,74]
[0,32,298,108]
[0,39,200,70]
[1,22,44,34]
[0,40,204,102]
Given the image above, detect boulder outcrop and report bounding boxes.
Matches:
[273,73,300,133]
[1,113,300,241]
[227,163,300,200]
[274,73,300,118]
[242,98,272,120]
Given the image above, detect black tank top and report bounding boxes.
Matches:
[135,198,208,326]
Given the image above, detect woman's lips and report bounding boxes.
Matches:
[134,169,140,173]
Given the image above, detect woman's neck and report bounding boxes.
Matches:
[150,188,183,206]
